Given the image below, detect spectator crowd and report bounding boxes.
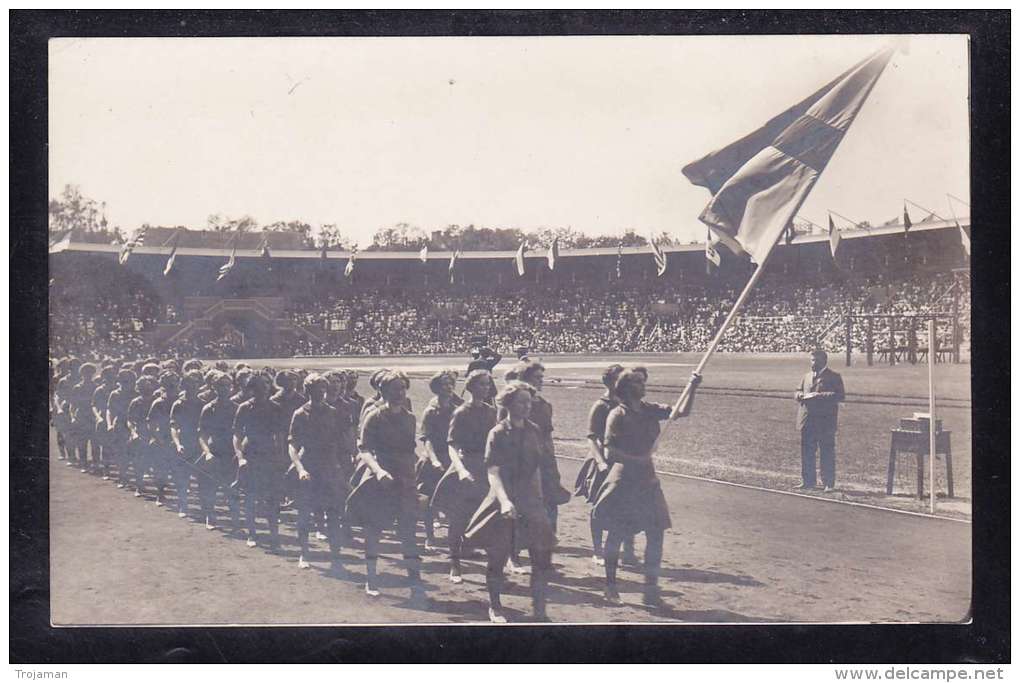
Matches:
[50,270,969,360]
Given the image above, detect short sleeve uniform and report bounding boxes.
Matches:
[346,405,418,529]
[463,419,555,553]
[170,397,203,454]
[234,398,280,460]
[289,400,344,510]
[430,401,497,515]
[591,401,673,534]
[126,395,152,443]
[106,388,135,440]
[575,394,616,501]
[419,397,456,468]
[147,395,174,445]
[92,383,113,440]
[199,397,238,458]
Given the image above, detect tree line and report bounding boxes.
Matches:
[49,184,690,251]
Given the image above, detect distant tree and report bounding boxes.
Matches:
[207,214,259,233]
[522,226,587,249]
[577,229,648,248]
[48,184,123,242]
[367,222,427,251]
[317,223,357,250]
[264,219,314,246]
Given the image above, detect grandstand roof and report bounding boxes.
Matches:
[49,218,968,261]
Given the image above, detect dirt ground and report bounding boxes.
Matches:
[50,430,971,626]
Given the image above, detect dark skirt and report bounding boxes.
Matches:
[539,454,572,506]
[196,449,238,490]
[463,498,556,555]
[573,457,609,504]
[430,456,488,517]
[345,454,417,530]
[414,458,446,498]
[237,449,287,501]
[289,459,348,512]
[591,461,672,535]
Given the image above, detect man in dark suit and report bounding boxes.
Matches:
[795,350,846,492]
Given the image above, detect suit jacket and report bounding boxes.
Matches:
[795,367,845,432]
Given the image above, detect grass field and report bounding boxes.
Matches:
[240,352,972,518]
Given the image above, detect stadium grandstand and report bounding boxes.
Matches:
[48,219,970,361]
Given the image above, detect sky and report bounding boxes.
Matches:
[49,34,970,245]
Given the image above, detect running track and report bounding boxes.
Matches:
[50,436,970,625]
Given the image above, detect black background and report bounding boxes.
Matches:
[10,10,1010,663]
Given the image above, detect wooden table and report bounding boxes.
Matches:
[887,429,954,499]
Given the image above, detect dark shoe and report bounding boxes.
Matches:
[409,584,430,608]
[604,585,623,605]
[642,584,663,607]
[793,483,815,490]
[621,553,641,568]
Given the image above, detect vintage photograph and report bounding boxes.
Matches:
[45,33,972,627]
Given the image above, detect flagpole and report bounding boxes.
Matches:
[668,242,777,418]
[927,317,937,514]
[904,198,946,222]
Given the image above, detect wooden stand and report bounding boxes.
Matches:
[887,429,954,499]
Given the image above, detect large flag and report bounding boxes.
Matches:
[650,237,667,277]
[514,241,527,276]
[217,244,237,282]
[828,213,842,260]
[705,230,722,269]
[902,202,913,234]
[118,225,148,265]
[682,47,895,265]
[547,237,560,270]
[449,248,461,284]
[615,242,623,280]
[419,245,429,263]
[163,232,181,276]
[344,246,358,279]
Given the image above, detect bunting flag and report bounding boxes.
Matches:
[682,46,895,265]
[945,194,971,257]
[957,222,971,256]
[514,241,527,276]
[344,246,358,279]
[118,226,148,265]
[615,242,623,280]
[547,237,560,270]
[449,248,461,284]
[320,241,329,262]
[163,232,181,276]
[217,244,237,282]
[705,230,722,270]
[903,202,913,234]
[419,245,429,263]
[784,222,795,245]
[260,234,272,260]
[650,237,667,277]
[828,213,842,260]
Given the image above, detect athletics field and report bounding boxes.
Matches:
[50,352,972,625]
